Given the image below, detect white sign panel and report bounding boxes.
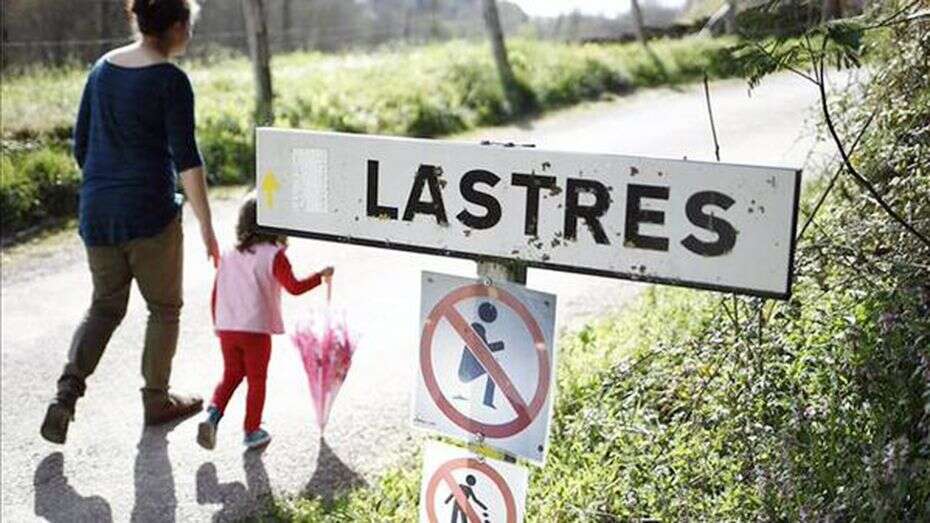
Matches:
[257,129,801,299]
[413,272,557,464]
[419,441,529,523]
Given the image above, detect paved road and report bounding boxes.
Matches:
[2,71,842,521]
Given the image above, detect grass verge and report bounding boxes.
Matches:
[262,19,930,521]
[1,37,736,235]
[266,287,714,522]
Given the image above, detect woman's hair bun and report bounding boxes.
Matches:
[125,0,197,37]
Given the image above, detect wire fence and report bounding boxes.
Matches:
[0,0,518,67]
[0,0,634,68]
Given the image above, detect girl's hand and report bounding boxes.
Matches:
[321,266,335,278]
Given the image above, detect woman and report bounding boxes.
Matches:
[41,0,218,444]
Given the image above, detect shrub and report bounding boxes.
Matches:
[402,93,468,138]
[199,115,253,185]
[1,146,79,234]
[0,37,740,235]
[25,147,81,215]
[0,153,39,233]
[269,7,930,520]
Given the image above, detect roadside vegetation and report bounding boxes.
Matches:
[267,4,930,520]
[0,37,736,235]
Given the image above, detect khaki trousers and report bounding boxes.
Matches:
[57,215,183,408]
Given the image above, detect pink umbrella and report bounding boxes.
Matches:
[292,277,358,432]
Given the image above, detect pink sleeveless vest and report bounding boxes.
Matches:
[214,243,285,334]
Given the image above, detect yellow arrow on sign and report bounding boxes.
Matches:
[261,171,280,209]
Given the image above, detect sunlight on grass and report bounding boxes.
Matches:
[1,37,736,139]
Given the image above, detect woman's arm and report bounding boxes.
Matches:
[168,69,217,264]
[165,70,203,174]
[181,167,219,265]
[73,77,92,168]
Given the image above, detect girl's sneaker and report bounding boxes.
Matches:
[244,428,271,449]
[197,406,222,450]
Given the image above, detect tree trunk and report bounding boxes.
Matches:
[725,0,738,35]
[1,5,8,71]
[242,0,274,126]
[628,0,666,79]
[821,0,843,22]
[97,0,110,56]
[403,8,413,42]
[281,0,292,52]
[430,0,440,40]
[630,0,647,46]
[481,0,524,114]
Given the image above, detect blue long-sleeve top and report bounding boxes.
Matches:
[74,59,203,246]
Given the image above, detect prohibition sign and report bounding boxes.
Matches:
[420,283,551,439]
[424,458,517,523]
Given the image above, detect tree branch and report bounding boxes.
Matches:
[797,109,877,241]
[862,0,925,30]
[816,66,930,249]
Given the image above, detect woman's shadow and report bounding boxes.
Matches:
[34,452,113,522]
[34,416,191,523]
[130,417,188,522]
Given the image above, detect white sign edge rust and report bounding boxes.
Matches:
[255,128,803,300]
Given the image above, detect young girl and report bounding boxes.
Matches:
[198,195,333,450]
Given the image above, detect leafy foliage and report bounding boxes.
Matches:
[0,144,79,234]
[724,16,867,89]
[269,5,930,520]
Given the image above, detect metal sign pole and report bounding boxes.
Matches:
[477,259,526,285]
[475,257,524,464]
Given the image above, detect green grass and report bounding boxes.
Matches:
[1,37,736,141]
[265,287,713,522]
[268,171,930,519]
[263,20,930,521]
[0,143,80,234]
[1,37,738,235]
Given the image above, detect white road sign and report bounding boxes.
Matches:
[256,129,801,299]
[419,441,529,523]
[413,272,557,464]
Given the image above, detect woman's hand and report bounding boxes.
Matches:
[321,266,335,278]
[180,167,218,266]
[201,223,220,267]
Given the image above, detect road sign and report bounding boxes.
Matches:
[256,129,801,299]
[419,441,528,523]
[413,272,556,464]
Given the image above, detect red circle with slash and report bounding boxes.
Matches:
[424,458,517,523]
[420,283,550,439]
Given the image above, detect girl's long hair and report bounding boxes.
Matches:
[236,195,287,254]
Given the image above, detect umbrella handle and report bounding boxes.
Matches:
[324,275,332,304]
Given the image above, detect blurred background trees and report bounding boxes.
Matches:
[1,0,523,66]
[0,0,694,68]
[0,0,876,69]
